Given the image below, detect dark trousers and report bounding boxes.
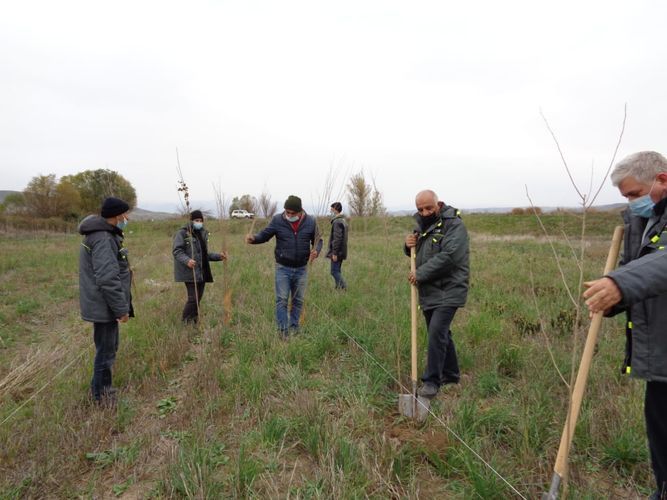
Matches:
[421,306,460,386]
[646,381,667,497]
[91,321,119,401]
[330,259,346,289]
[182,281,206,323]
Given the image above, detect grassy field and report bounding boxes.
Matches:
[0,211,653,498]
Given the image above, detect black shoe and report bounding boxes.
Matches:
[417,382,439,399]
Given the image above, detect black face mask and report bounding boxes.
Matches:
[418,212,438,230]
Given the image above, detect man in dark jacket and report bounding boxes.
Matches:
[583,151,667,500]
[246,195,323,339]
[79,197,133,405]
[404,190,469,399]
[326,202,348,290]
[173,209,227,324]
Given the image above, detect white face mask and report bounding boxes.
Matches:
[193,222,204,230]
[286,215,299,223]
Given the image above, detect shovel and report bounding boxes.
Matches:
[543,225,624,499]
[398,246,430,421]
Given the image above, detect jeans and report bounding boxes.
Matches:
[330,259,347,289]
[646,381,667,498]
[182,281,206,323]
[275,263,308,333]
[91,321,119,401]
[421,306,460,386]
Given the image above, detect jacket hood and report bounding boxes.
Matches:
[78,214,121,236]
[413,204,459,221]
[413,204,460,231]
[438,204,459,219]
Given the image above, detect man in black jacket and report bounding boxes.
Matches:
[326,202,348,290]
[79,197,132,406]
[584,151,667,499]
[404,190,469,399]
[246,195,322,339]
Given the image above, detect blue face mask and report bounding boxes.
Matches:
[116,217,128,230]
[629,195,655,218]
[286,214,300,223]
[193,222,204,230]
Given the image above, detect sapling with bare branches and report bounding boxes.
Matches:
[213,180,233,325]
[531,105,627,498]
[176,150,200,324]
[313,159,351,216]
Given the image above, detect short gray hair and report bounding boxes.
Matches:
[610,151,667,186]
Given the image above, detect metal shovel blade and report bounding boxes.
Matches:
[541,472,561,500]
[398,393,430,421]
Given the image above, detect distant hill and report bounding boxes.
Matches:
[0,190,20,203]
[461,204,627,214]
[130,207,178,221]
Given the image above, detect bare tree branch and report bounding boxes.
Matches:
[540,109,585,201]
[588,103,627,207]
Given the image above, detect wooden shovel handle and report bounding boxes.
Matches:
[248,217,257,236]
[410,247,418,386]
[553,225,624,477]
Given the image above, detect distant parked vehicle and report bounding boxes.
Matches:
[231,209,255,219]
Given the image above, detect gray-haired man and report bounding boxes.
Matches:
[584,151,667,499]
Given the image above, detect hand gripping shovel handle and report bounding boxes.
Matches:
[544,225,624,499]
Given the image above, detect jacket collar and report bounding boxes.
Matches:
[653,196,667,217]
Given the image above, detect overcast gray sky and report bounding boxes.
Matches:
[1,0,665,213]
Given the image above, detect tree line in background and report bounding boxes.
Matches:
[1,169,137,220]
[225,169,386,219]
[1,168,386,220]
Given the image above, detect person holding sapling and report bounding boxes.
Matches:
[78,197,134,407]
[173,209,228,324]
[404,190,469,400]
[583,151,667,500]
[245,195,323,339]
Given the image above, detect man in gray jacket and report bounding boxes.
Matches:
[79,197,132,405]
[584,151,667,500]
[326,202,348,290]
[173,209,227,324]
[404,190,469,399]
